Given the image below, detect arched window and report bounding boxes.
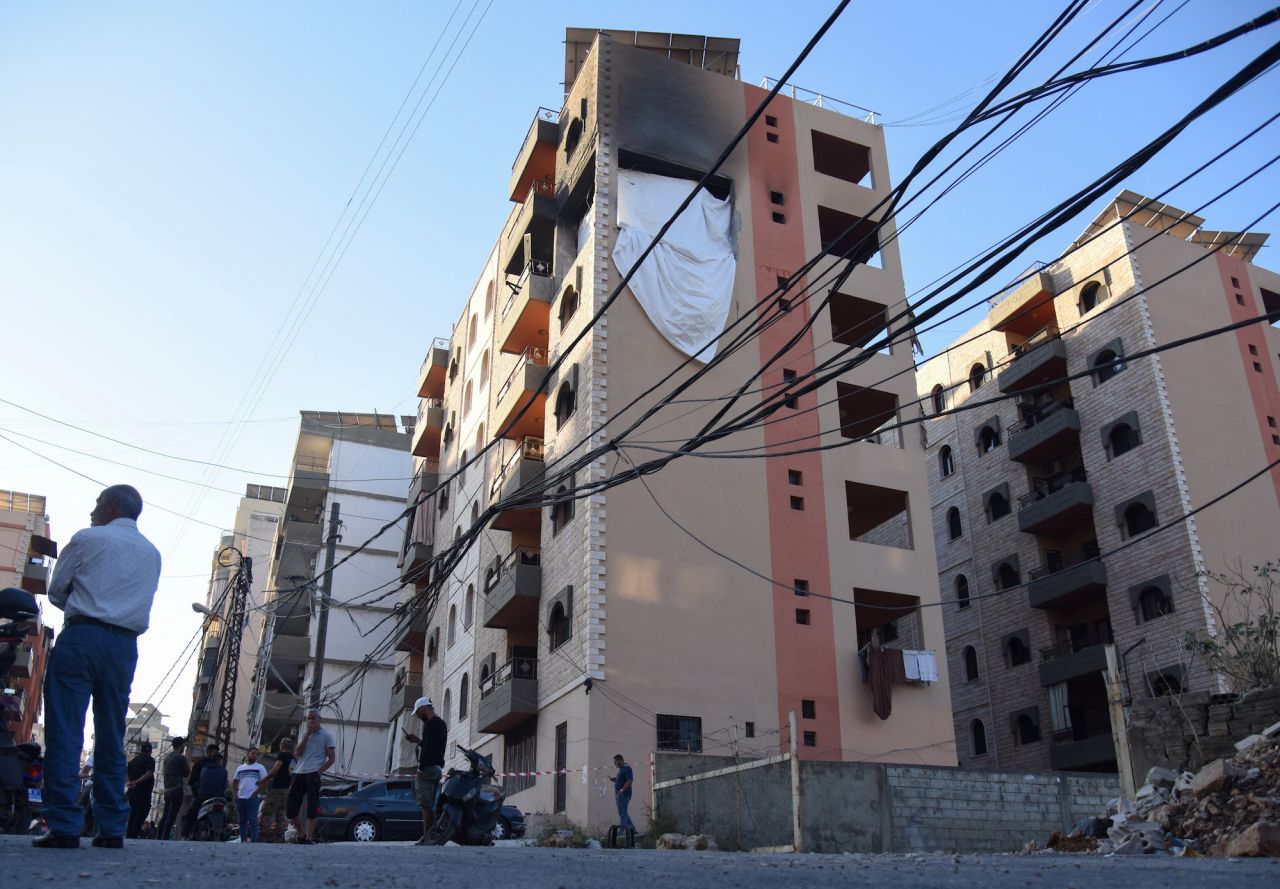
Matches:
[548,601,571,650]
[979,425,1001,454]
[1124,502,1157,537]
[1080,281,1102,314]
[480,350,490,388]
[931,385,946,415]
[457,450,467,487]
[968,363,986,393]
[484,563,499,593]
[479,659,492,687]
[1151,671,1183,697]
[551,485,574,535]
[468,313,479,352]
[1093,349,1125,384]
[1138,586,1173,621]
[426,628,439,666]
[970,719,987,757]
[939,445,954,478]
[459,673,469,718]
[1109,423,1138,458]
[470,501,479,525]
[454,526,462,546]
[559,286,579,331]
[1006,636,1030,666]
[986,491,1010,522]
[485,281,494,318]
[565,117,583,160]
[963,646,980,682]
[447,604,457,648]
[1015,713,1040,745]
[956,575,971,609]
[555,381,576,430]
[464,585,474,628]
[996,562,1020,591]
[443,689,452,722]
[463,381,474,417]
[947,507,963,541]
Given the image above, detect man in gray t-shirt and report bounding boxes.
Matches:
[285,710,336,844]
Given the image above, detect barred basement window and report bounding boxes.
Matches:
[656,714,703,752]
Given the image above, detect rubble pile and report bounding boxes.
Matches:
[1057,720,1280,857]
[656,832,719,850]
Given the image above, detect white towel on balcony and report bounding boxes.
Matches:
[612,170,736,363]
[903,649,939,683]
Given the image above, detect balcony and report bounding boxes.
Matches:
[500,180,557,275]
[1028,552,1107,609]
[389,671,424,721]
[1049,731,1116,771]
[484,547,542,630]
[268,632,310,668]
[1017,469,1093,535]
[392,604,429,654]
[286,455,330,512]
[416,338,451,399]
[489,438,545,532]
[400,541,433,584]
[494,348,549,440]
[21,561,48,596]
[277,519,322,581]
[411,398,446,459]
[1007,400,1081,463]
[272,585,311,636]
[509,107,559,203]
[498,260,557,355]
[477,656,538,734]
[997,326,1067,393]
[262,690,302,721]
[1039,629,1112,687]
[989,266,1055,335]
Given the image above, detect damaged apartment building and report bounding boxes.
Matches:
[389,29,955,831]
[918,192,1280,774]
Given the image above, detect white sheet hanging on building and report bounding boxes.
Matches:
[611,169,736,362]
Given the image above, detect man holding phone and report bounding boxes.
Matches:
[402,697,446,845]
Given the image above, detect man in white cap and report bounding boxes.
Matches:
[401,696,447,844]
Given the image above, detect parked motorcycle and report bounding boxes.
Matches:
[425,744,506,846]
[193,796,228,841]
[0,587,40,835]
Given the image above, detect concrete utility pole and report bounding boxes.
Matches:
[789,709,803,852]
[309,501,340,713]
[1104,643,1137,799]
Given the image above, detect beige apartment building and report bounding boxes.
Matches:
[0,489,57,743]
[918,192,1280,773]
[390,29,955,832]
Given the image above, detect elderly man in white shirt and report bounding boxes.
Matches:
[34,485,162,850]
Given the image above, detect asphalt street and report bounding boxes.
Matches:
[3,834,1277,888]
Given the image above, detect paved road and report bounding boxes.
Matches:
[3,834,1276,887]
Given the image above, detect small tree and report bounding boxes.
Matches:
[1184,561,1280,691]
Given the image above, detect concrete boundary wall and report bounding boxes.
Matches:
[655,752,1118,853]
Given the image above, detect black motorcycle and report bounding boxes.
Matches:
[0,587,41,835]
[425,744,506,846]
[193,796,228,841]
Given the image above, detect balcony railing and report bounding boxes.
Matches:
[501,260,554,320]
[1008,399,1075,437]
[486,546,543,592]
[1008,323,1062,359]
[1041,627,1113,662]
[294,455,329,473]
[490,437,545,502]
[392,670,425,695]
[418,337,451,377]
[1018,467,1088,509]
[417,397,444,423]
[989,261,1050,308]
[479,655,538,698]
[495,347,550,409]
[511,106,560,169]
[1028,544,1101,580]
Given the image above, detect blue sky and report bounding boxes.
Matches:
[2,1,1277,744]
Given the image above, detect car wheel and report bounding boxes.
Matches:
[349,816,380,843]
[491,817,510,840]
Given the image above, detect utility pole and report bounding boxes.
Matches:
[213,551,252,756]
[309,501,340,713]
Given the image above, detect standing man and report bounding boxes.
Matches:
[403,696,447,845]
[232,749,268,843]
[35,485,162,850]
[285,710,335,844]
[613,754,634,832]
[256,737,294,842]
[155,736,188,841]
[183,743,221,839]
[124,741,155,839]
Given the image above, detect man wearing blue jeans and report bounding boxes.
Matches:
[34,485,161,850]
[613,754,634,830]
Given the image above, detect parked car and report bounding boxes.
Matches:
[315,779,525,842]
